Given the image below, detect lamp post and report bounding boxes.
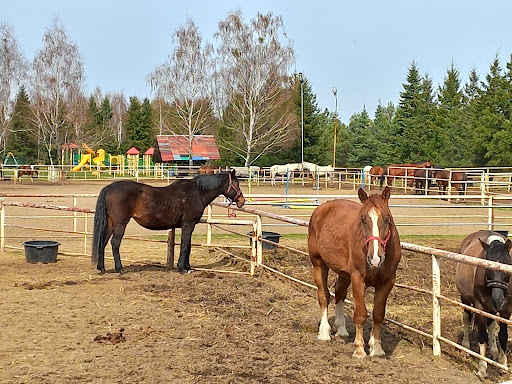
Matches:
[299,72,304,168]
[332,87,338,167]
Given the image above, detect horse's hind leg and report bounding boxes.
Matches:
[334,272,350,338]
[111,224,127,273]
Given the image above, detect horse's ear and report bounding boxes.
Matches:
[231,169,236,177]
[381,186,391,201]
[358,188,368,203]
[506,238,512,251]
[479,238,490,252]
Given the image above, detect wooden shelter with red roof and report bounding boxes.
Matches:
[155,135,221,163]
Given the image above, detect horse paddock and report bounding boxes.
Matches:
[0,181,509,383]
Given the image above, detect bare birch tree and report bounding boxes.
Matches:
[0,23,27,154]
[215,11,296,166]
[148,18,215,165]
[29,20,85,165]
[108,91,128,151]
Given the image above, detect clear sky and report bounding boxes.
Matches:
[3,0,512,124]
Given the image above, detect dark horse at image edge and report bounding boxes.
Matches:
[92,170,245,274]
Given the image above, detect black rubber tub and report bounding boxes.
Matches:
[23,240,60,263]
[248,231,281,251]
[495,230,509,238]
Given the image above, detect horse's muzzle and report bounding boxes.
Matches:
[235,195,245,208]
[491,287,506,312]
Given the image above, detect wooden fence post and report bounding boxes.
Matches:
[256,215,263,267]
[83,213,88,255]
[432,254,441,357]
[167,229,175,268]
[488,196,494,231]
[0,199,4,253]
[207,205,212,246]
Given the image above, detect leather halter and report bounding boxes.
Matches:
[364,230,392,248]
[225,172,242,203]
[487,280,509,291]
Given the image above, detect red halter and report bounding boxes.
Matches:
[364,230,392,248]
[225,172,242,217]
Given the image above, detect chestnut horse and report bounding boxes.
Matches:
[380,160,433,188]
[455,230,512,377]
[92,170,245,274]
[308,186,401,358]
[198,165,229,175]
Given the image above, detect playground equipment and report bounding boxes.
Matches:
[108,154,125,175]
[126,147,140,176]
[71,144,107,172]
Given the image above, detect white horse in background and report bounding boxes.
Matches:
[230,166,261,178]
[301,162,335,180]
[270,163,300,185]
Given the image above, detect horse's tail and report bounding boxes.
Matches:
[379,166,388,188]
[91,184,111,265]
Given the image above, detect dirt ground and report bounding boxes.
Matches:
[0,178,511,383]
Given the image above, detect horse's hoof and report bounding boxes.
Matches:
[117,269,124,275]
[352,349,367,359]
[98,268,106,274]
[178,268,192,275]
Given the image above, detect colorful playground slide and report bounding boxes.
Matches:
[71,145,106,171]
[71,154,92,172]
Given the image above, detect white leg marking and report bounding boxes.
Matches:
[369,333,385,357]
[318,308,331,341]
[462,311,470,349]
[478,343,488,378]
[499,348,507,368]
[334,301,349,337]
[369,208,381,267]
[488,320,498,359]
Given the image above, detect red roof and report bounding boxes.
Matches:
[144,147,155,155]
[62,143,79,150]
[126,147,140,155]
[156,135,220,162]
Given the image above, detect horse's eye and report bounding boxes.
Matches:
[361,216,367,224]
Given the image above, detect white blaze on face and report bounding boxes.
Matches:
[369,208,381,267]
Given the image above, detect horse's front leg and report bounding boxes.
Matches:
[177,222,196,274]
[111,224,127,273]
[351,273,368,358]
[497,311,510,370]
[369,277,395,357]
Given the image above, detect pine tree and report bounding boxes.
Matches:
[435,63,471,166]
[372,102,396,165]
[347,108,373,167]
[5,86,38,163]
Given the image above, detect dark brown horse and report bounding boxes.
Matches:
[308,186,401,358]
[380,160,433,188]
[456,230,512,377]
[92,170,245,274]
[434,168,467,195]
[412,167,435,195]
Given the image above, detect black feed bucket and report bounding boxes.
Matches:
[23,240,60,263]
[495,230,509,238]
[248,231,281,251]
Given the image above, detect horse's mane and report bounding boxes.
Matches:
[193,172,228,191]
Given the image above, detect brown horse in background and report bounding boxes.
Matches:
[198,165,229,175]
[308,186,401,358]
[455,230,512,377]
[17,165,39,180]
[380,160,433,188]
[369,166,384,185]
[434,168,467,195]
